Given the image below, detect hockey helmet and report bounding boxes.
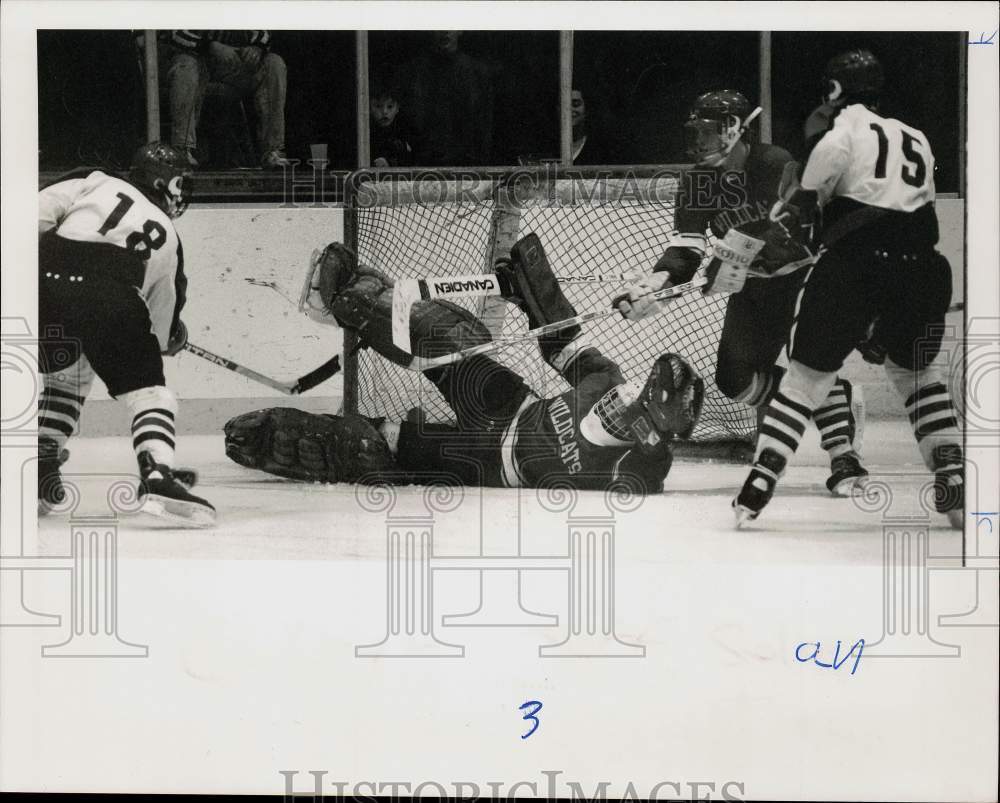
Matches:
[684,90,753,166]
[823,49,884,106]
[128,142,193,219]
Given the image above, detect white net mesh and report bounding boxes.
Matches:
[344,169,755,442]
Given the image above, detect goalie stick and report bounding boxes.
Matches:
[182,342,341,395]
[401,276,708,372]
[390,267,645,352]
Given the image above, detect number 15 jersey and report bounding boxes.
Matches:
[39,170,183,351]
[801,103,936,211]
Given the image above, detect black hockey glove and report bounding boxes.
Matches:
[652,246,703,285]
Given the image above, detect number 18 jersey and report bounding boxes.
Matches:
[39,170,183,350]
[802,103,936,211]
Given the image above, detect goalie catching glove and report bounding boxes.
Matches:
[299,241,492,369]
[224,407,395,484]
[589,352,705,453]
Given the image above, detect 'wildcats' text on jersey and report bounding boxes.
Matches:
[39,171,184,350]
[801,103,936,211]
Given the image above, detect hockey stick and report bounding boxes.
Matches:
[556,273,635,284]
[402,277,708,372]
[182,342,341,395]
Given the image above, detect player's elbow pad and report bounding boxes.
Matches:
[653,246,702,284]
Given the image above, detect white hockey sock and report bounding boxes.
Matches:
[122,386,178,468]
[38,358,95,450]
[813,378,854,459]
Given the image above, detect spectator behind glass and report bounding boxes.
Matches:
[369,83,414,167]
[168,30,290,169]
[394,31,494,166]
[571,88,611,164]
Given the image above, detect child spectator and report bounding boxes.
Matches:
[369,83,414,167]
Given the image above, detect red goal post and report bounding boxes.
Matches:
[342,165,756,444]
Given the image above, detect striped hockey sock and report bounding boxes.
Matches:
[122,386,178,468]
[38,386,86,450]
[756,390,812,462]
[813,377,854,458]
[38,359,95,451]
[905,381,961,469]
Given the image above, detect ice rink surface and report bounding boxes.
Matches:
[4,424,998,799]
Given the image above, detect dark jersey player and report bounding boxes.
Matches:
[734,50,963,529]
[224,237,704,494]
[617,90,868,497]
[38,143,215,527]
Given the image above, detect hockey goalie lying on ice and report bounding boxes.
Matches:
[224,235,704,493]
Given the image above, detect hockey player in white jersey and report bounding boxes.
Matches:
[734,50,963,529]
[38,142,215,527]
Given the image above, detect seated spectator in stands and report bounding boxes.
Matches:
[168,30,290,169]
[370,82,414,167]
[571,89,611,164]
[395,31,494,165]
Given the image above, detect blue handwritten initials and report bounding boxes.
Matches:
[968,30,998,45]
[970,511,997,534]
[795,639,865,675]
[519,700,543,739]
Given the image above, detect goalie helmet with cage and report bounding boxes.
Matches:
[590,352,705,452]
[128,142,193,219]
[823,49,884,107]
[683,90,755,167]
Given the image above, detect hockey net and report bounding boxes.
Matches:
[343,167,756,443]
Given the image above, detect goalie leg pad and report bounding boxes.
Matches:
[329,271,492,368]
[224,407,396,483]
[504,233,582,365]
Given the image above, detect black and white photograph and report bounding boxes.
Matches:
[1,2,998,800]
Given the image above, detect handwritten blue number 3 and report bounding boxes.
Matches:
[519,700,543,739]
